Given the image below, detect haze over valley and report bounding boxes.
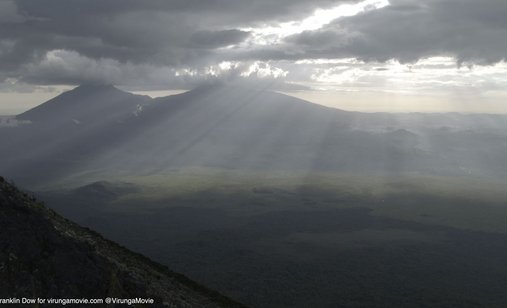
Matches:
[2,84,507,307]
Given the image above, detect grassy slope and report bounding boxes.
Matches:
[99,168,507,234]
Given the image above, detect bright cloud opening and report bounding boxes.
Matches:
[241,0,390,45]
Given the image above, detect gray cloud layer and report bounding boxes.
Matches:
[0,0,353,86]
[1,0,506,88]
[285,0,507,64]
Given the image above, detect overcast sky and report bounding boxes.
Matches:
[1,0,507,114]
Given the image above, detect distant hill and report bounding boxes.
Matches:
[2,84,507,187]
[17,84,150,125]
[0,176,245,307]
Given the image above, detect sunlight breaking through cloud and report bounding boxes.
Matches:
[239,0,390,45]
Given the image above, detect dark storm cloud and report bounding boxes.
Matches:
[14,0,347,25]
[0,0,355,85]
[189,30,251,49]
[285,0,507,64]
[1,0,506,88]
[0,0,25,23]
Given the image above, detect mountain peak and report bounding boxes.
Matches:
[72,83,118,93]
[17,84,149,123]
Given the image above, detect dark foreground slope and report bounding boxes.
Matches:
[0,176,245,308]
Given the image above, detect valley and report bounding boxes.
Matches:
[38,171,507,307]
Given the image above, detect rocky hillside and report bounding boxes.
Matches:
[0,176,245,307]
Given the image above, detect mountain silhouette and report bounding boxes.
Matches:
[17,84,150,125]
[2,84,507,187]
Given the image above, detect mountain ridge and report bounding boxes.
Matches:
[2,84,507,188]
